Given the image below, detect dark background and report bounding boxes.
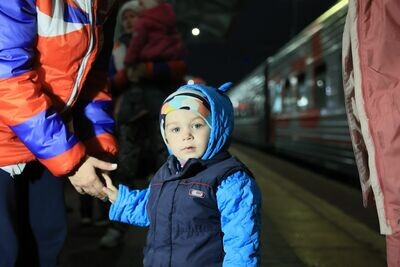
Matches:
[173,0,339,85]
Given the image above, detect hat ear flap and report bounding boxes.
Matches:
[217,82,233,93]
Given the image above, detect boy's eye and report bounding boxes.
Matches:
[170,127,180,133]
[192,123,204,129]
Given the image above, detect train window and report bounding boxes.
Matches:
[296,72,311,110]
[315,63,327,109]
[269,80,282,114]
[282,78,297,113]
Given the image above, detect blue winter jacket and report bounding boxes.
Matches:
[110,83,261,266]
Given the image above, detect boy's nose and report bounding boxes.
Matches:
[182,129,193,140]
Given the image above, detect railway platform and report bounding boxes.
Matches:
[59,143,386,267]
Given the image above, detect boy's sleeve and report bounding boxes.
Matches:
[216,171,262,267]
[109,184,151,227]
[0,1,86,176]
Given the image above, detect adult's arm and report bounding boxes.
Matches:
[0,2,117,198]
[0,1,86,176]
[73,5,118,160]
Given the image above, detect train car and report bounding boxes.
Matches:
[229,63,270,148]
[229,0,358,175]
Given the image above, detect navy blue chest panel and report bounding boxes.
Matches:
[146,156,248,234]
[149,176,219,232]
[143,155,251,267]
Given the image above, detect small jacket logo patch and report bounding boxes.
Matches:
[189,189,205,198]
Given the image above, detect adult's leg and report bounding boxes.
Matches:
[387,232,400,267]
[0,170,18,267]
[27,162,67,267]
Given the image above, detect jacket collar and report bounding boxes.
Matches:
[163,151,231,182]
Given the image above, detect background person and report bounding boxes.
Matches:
[109,0,186,183]
[124,0,185,68]
[100,0,187,248]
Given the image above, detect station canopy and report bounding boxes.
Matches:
[170,0,244,41]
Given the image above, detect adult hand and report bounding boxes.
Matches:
[68,156,117,199]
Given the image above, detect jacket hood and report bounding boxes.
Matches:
[160,83,234,160]
[140,3,177,27]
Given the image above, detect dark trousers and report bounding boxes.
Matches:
[80,193,109,220]
[0,161,67,267]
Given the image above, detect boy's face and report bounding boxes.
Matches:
[164,109,210,163]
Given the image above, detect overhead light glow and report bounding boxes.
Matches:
[191,28,200,36]
[187,79,195,85]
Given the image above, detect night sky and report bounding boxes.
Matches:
[185,0,338,86]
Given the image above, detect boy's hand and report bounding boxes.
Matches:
[102,173,118,203]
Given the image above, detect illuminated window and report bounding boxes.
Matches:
[315,64,327,109]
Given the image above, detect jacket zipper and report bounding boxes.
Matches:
[62,0,95,112]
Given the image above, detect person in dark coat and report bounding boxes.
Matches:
[99,0,187,248]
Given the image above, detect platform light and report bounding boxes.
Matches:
[191,28,200,36]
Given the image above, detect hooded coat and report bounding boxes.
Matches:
[342,0,400,235]
[109,83,261,266]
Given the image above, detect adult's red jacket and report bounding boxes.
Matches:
[0,0,118,176]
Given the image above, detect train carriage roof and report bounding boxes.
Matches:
[267,0,348,67]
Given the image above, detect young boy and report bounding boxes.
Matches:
[103,83,261,266]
